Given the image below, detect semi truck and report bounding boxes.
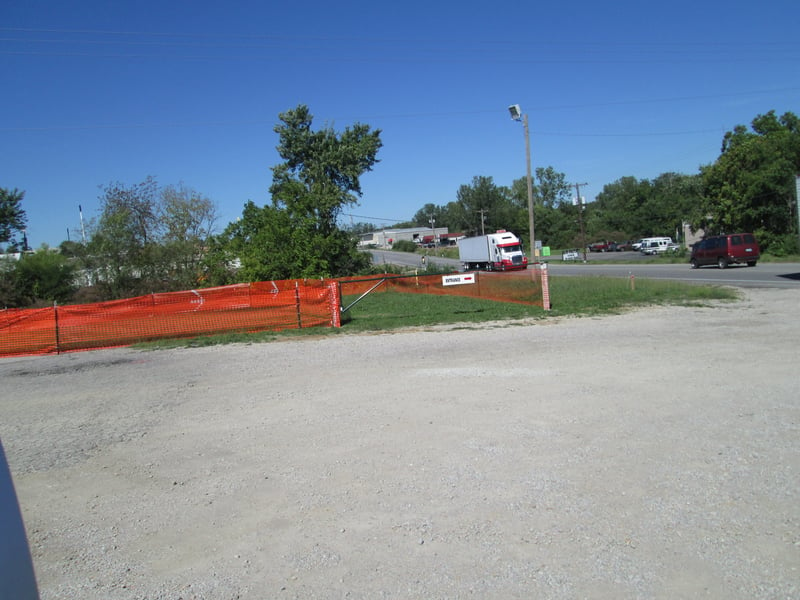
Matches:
[457,230,528,271]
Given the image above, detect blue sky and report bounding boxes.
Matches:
[2,0,798,247]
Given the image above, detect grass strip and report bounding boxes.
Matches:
[135,276,737,350]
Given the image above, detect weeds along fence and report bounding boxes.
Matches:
[0,280,340,357]
[338,268,547,309]
[0,268,548,358]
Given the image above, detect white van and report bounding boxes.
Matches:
[639,237,676,255]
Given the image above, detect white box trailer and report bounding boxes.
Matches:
[457,230,528,271]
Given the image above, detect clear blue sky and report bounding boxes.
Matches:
[2,0,798,247]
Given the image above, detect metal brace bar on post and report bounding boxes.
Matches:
[340,278,388,314]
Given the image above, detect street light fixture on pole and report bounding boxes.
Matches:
[508,104,536,261]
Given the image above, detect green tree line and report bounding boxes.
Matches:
[1,108,798,308]
[410,110,798,254]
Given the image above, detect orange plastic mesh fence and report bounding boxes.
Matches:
[0,280,339,357]
[338,269,545,307]
[1,270,546,358]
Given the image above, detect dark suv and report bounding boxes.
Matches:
[690,233,760,269]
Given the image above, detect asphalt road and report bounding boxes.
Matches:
[368,250,800,289]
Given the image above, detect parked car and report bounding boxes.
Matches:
[589,241,610,252]
[690,233,760,269]
[611,240,633,251]
[639,237,676,255]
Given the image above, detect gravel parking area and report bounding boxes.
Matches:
[1,288,798,599]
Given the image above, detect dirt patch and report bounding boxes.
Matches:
[1,288,798,599]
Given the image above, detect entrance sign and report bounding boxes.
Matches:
[442,274,476,287]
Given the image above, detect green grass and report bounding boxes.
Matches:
[134,275,738,350]
[547,275,737,315]
[758,253,800,263]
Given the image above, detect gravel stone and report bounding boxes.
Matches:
[1,288,798,599]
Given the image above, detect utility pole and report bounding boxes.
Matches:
[796,175,800,251]
[574,182,588,262]
[476,209,489,236]
[429,215,436,250]
[508,105,535,261]
[523,114,535,259]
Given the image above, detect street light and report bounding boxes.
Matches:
[508,104,536,261]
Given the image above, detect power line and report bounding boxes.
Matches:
[2,26,796,51]
[1,27,797,64]
[2,86,796,134]
[342,213,409,223]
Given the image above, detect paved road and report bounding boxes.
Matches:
[551,261,800,289]
[368,250,800,289]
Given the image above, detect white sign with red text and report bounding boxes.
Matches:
[442,273,476,286]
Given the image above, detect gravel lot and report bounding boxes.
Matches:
[1,287,799,599]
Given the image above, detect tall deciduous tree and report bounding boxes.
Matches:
[650,172,702,239]
[8,250,78,307]
[160,183,218,289]
[412,203,446,228]
[88,177,162,298]
[87,177,219,298]
[161,183,217,244]
[593,176,652,236]
[213,105,382,281]
[592,173,700,242]
[534,167,572,209]
[700,110,799,252]
[0,187,28,247]
[455,176,518,237]
[509,167,573,248]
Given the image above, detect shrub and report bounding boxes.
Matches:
[391,240,419,253]
[5,251,78,307]
[756,231,799,257]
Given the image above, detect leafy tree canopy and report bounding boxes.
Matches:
[87,177,219,298]
[593,173,701,241]
[212,105,382,281]
[454,176,519,237]
[6,250,78,307]
[412,203,446,228]
[0,187,28,247]
[700,110,799,248]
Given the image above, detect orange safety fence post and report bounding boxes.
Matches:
[295,282,302,329]
[540,263,551,310]
[329,281,342,327]
[53,301,61,354]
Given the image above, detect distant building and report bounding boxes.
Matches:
[358,227,449,249]
[0,251,35,268]
[682,221,705,248]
